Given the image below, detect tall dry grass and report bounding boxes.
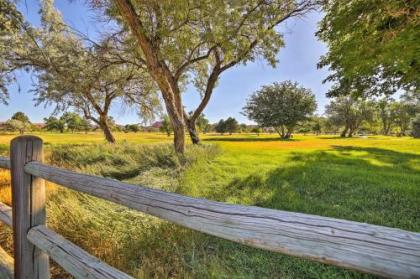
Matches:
[0,143,221,278]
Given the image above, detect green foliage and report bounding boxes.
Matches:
[11,111,30,123]
[214,117,239,134]
[104,0,318,151]
[0,0,23,33]
[243,81,317,138]
[196,113,210,133]
[224,117,239,135]
[0,0,24,103]
[61,112,90,132]
[411,114,420,138]
[325,97,375,137]
[317,0,419,97]
[387,91,419,136]
[159,115,172,137]
[251,127,261,136]
[376,97,396,135]
[311,116,326,135]
[4,119,30,134]
[43,116,65,133]
[123,124,140,133]
[108,0,318,83]
[214,119,226,134]
[0,0,160,142]
[4,111,32,134]
[44,113,91,133]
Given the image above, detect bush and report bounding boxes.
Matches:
[411,114,420,138]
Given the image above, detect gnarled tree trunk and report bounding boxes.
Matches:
[186,119,200,144]
[99,115,116,144]
[340,126,349,137]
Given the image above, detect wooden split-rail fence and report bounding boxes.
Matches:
[0,136,419,279]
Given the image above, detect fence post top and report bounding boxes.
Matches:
[10,135,43,144]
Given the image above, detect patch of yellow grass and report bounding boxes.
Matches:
[0,170,11,205]
[0,169,59,206]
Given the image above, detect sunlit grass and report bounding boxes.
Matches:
[0,132,419,278]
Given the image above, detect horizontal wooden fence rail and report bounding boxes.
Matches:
[2,137,420,279]
[0,246,13,279]
[0,159,13,279]
[0,156,10,169]
[25,160,420,278]
[0,198,132,278]
[28,225,133,279]
[0,200,12,227]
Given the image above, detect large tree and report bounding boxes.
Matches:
[44,116,65,133]
[6,112,31,134]
[389,92,419,136]
[0,0,24,104]
[0,0,160,143]
[411,114,420,138]
[317,0,419,98]
[224,117,239,135]
[99,0,319,152]
[243,81,317,139]
[325,96,374,137]
[11,111,30,123]
[376,97,396,135]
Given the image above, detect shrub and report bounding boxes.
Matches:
[411,114,420,138]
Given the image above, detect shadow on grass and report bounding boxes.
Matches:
[43,145,420,279]
[219,146,420,232]
[331,145,420,168]
[108,146,417,278]
[203,136,300,142]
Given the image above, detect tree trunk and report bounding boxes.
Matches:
[340,126,349,137]
[172,122,185,154]
[348,129,355,137]
[99,116,116,143]
[186,119,200,144]
[383,120,391,135]
[275,126,288,139]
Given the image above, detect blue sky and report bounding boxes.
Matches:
[0,1,332,124]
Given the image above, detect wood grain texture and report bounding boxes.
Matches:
[0,201,12,227]
[11,136,49,279]
[0,157,10,169]
[0,246,13,279]
[25,161,420,279]
[28,225,133,279]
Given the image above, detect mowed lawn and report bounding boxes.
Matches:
[0,132,419,278]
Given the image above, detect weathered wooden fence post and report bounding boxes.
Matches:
[10,136,50,279]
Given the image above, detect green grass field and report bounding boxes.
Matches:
[0,132,419,278]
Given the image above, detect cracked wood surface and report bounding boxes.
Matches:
[28,225,133,279]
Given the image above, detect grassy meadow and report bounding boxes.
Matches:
[0,132,419,278]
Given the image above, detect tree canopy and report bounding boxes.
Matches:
[0,0,25,103]
[0,0,160,143]
[101,0,319,152]
[325,96,375,137]
[317,0,419,97]
[11,111,30,123]
[243,81,317,138]
[6,111,31,134]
